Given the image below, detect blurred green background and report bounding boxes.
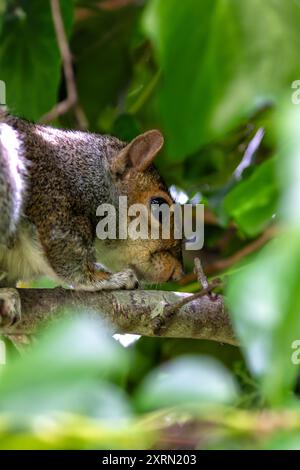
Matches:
[1,0,300,450]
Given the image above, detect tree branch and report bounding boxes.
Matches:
[2,287,237,346]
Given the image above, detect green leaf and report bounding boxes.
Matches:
[0,0,74,120]
[226,105,300,405]
[227,232,300,405]
[276,104,300,227]
[72,8,138,130]
[136,356,239,410]
[144,0,300,160]
[0,317,130,417]
[112,113,141,142]
[224,158,279,236]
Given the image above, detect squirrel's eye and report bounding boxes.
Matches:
[150,197,168,206]
[150,197,169,224]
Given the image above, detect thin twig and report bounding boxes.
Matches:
[40,0,88,129]
[205,225,277,276]
[152,279,222,335]
[179,226,277,285]
[194,256,219,300]
[234,128,265,181]
[153,258,222,335]
[194,257,208,289]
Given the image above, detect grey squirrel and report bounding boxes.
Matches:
[0,112,183,326]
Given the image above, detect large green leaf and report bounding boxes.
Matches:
[72,7,138,130]
[0,0,74,120]
[224,157,279,236]
[227,232,300,405]
[144,0,300,160]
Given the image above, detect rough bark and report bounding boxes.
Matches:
[2,288,237,346]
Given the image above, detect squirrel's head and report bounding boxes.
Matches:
[99,130,184,283]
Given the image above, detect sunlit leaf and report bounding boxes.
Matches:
[136,356,239,410]
[144,0,300,159]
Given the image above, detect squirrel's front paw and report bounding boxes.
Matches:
[74,267,140,291]
[0,288,21,328]
[108,269,139,290]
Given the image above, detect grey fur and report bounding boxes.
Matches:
[0,112,183,293]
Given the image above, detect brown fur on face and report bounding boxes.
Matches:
[104,131,184,283]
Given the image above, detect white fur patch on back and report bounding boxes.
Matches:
[0,123,25,229]
[35,126,87,145]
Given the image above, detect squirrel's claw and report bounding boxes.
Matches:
[108,268,139,290]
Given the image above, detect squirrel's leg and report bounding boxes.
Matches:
[0,288,21,328]
[39,216,139,291]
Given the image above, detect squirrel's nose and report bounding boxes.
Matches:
[170,264,185,281]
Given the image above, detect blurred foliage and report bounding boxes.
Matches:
[1,0,300,450]
[0,0,73,119]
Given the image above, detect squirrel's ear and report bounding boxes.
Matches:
[111,130,164,175]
